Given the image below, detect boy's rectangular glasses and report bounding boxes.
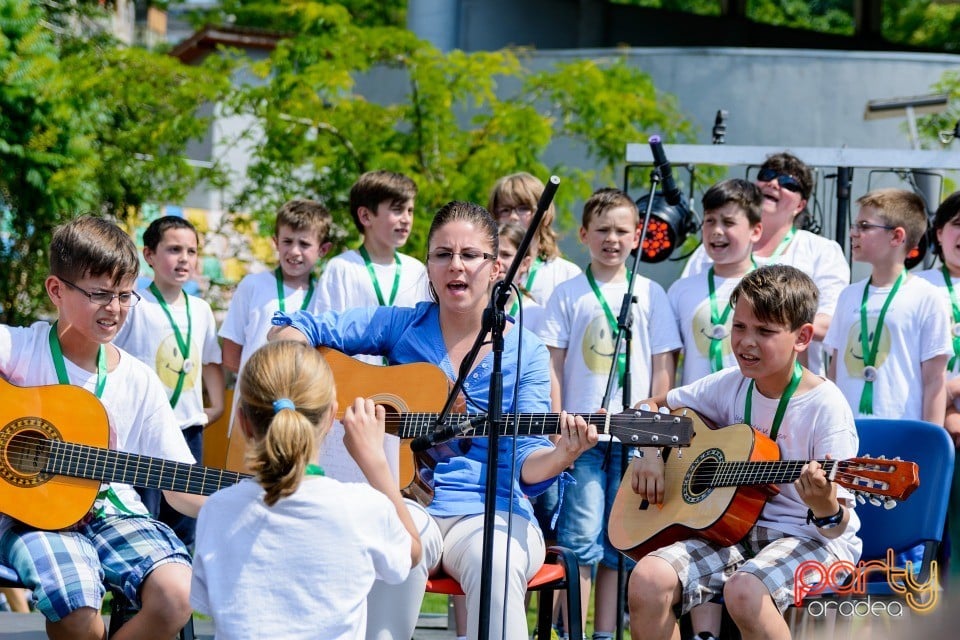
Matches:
[59,277,141,307]
[427,250,496,266]
[756,167,803,194]
[850,221,897,232]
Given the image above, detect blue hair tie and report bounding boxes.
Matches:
[272,398,296,413]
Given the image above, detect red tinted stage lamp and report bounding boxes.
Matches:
[635,192,695,263]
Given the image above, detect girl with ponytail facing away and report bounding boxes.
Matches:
[189,341,421,640]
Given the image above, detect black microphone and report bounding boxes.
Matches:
[409,415,486,453]
[648,135,682,206]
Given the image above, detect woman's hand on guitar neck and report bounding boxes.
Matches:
[520,412,599,484]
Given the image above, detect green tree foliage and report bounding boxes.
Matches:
[0,0,230,323]
[215,3,697,256]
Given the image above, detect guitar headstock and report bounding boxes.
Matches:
[836,456,920,509]
[608,408,695,448]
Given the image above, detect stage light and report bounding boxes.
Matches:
[634,192,696,263]
[905,229,930,270]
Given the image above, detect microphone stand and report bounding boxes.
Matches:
[427,177,560,639]
[605,167,663,640]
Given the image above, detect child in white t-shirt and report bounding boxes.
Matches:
[669,179,762,386]
[315,170,430,365]
[219,199,333,442]
[627,265,860,640]
[114,215,224,546]
[540,188,681,638]
[190,340,421,640]
[824,188,950,424]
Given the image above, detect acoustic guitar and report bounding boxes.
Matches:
[316,349,696,505]
[0,377,249,531]
[607,411,919,561]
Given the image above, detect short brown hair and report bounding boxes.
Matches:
[702,178,763,226]
[730,264,818,330]
[856,188,927,251]
[275,199,332,244]
[50,215,139,286]
[349,170,417,234]
[581,188,639,229]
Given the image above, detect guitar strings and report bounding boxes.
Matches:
[4,433,248,495]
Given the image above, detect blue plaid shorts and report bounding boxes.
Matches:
[650,525,839,613]
[0,514,191,621]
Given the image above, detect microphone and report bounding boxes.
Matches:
[648,135,682,206]
[409,415,486,453]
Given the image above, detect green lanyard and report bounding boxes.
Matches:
[305,463,325,476]
[706,259,757,372]
[858,270,906,415]
[49,321,106,398]
[148,283,193,408]
[766,228,795,263]
[275,268,315,312]
[744,360,802,441]
[509,257,544,316]
[524,257,543,292]
[941,265,960,373]
[358,246,401,306]
[585,265,627,387]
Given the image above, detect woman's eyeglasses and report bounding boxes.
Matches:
[427,250,495,266]
[59,277,141,307]
[756,168,803,194]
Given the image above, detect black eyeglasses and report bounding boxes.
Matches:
[59,277,141,308]
[850,220,897,232]
[757,168,803,194]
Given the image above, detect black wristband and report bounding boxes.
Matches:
[806,505,843,529]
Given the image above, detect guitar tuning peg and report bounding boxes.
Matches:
[658,406,670,414]
[677,450,683,459]
[876,455,886,460]
[856,493,866,505]
[884,499,897,510]
[892,456,902,461]
[869,496,882,507]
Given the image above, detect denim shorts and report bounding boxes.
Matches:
[0,514,191,621]
[557,443,636,569]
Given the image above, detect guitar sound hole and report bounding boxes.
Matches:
[687,454,720,497]
[7,430,49,475]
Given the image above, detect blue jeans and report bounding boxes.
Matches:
[135,425,203,549]
[557,443,635,570]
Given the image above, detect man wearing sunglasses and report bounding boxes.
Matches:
[682,153,850,378]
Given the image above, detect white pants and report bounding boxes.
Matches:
[438,511,546,640]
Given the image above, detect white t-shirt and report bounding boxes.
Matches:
[190,477,411,640]
[823,276,953,420]
[667,271,743,385]
[823,275,951,420]
[666,367,862,564]
[526,256,581,307]
[314,249,430,365]
[916,267,960,383]
[0,322,194,536]
[114,288,222,429]
[682,230,850,375]
[220,269,325,432]
[540,272,681,413]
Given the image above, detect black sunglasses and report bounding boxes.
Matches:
[757,167,803,194]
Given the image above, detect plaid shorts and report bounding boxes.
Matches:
[0,514,191,622]
[650,525,838,614]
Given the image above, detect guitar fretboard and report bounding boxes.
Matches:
[704,459,838,487]
[44,439,249,496]
[387,411,691,447]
